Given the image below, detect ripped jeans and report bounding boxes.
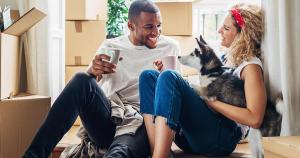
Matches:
[139,70,242,156]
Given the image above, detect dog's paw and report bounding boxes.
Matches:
[207,96,217,102]
[202,96,217,102]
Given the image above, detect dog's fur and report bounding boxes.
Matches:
[178,36,282,158]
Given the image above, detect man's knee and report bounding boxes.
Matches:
[64,72,107,103]
[72,72,93,82]
[67,72,96,89]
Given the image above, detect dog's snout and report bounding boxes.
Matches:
[178,56,181,59]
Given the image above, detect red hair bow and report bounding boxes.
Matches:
[230,8,245,28]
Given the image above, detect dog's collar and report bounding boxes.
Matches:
[201,66,224,76]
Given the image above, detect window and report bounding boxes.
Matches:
[194,10,225,41]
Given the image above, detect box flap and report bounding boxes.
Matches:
[0,34,19,99]
[3,7,46,36]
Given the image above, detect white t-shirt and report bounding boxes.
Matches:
[233,57,263,139]
[98,35,181,110]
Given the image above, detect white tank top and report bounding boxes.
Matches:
[233,57,263,139]
[233,57,263,78]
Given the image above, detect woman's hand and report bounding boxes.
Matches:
[153,60,164,71]
[87,54,117,81]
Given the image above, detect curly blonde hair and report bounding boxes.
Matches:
[227,4,264,66]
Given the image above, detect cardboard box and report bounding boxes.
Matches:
[262,136,300,158]
[66,0,107,20]
[65,21,106,66]
[155,1,193,35]
[0,8,46,99]
[168,36,198,76]
[0,94,50,158]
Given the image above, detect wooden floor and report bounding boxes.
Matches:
[52,126,251,158]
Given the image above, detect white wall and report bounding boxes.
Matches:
[0,0,18,9]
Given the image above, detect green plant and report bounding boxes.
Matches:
[107,0,129,39]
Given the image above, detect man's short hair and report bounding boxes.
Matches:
[128,0,160,22]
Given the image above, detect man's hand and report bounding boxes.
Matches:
[153,60,164,71]
[87,54,117,81]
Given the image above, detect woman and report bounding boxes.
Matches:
[139,3,265,157]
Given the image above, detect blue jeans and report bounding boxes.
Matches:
[139,70,242,156]
[23,73,150,158]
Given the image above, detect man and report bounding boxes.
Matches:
[23,0,180,157]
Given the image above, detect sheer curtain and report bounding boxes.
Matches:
[16,0,50,96]
[16,0,65,102]
[262,0,300,135]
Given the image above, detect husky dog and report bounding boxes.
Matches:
[178,36,282,158]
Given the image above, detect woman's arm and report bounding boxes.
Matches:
[206,64,267,128]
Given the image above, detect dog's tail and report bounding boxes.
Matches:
[275,93,284,115]
[260,93,283,137]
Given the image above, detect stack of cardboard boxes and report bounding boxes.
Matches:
[0,8,50,158]
[154,0,198,77]
[65,0,107,84]
[65,0,108,125]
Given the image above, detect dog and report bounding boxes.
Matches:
[178,35,282,158]
[178,36,246,107]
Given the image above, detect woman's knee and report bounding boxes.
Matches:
[139,70,159,83]
[158,70,180,84]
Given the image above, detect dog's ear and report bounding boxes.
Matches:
[199,35,207,44]
[196,38,206,51]
[194,48,201,56]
